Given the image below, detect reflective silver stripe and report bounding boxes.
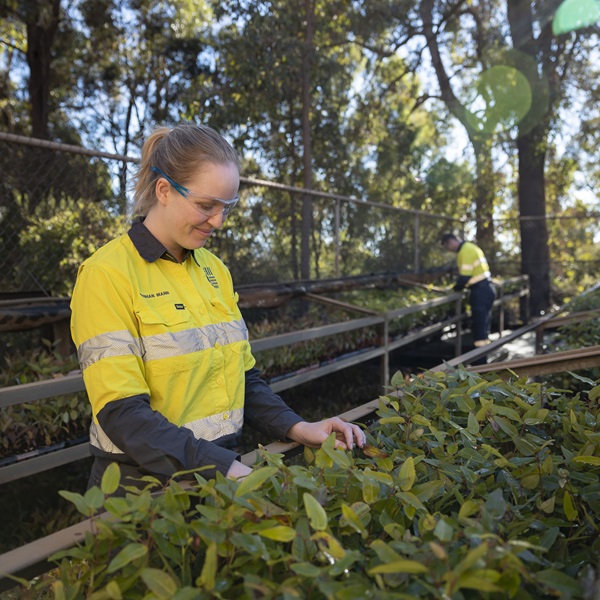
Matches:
[90,421,125,455]
[467,272,491,286]
[88,408,244,455]
[183,407,244,441]
[143,318,248,362]
[78,318,248,369]
[78,330,143,371]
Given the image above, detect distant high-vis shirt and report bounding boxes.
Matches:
[457,241,491,287]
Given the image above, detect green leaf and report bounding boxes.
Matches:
[196,542,217,590]
[454,542,489,576]
[101,462,121,495]
[83,486,106,512]
[361,477,380,504]
[411,480,444,502]
[370,539,404,563]
[537,569,583,596]
[105,580,122,599]
[321,443,351,468]
[234,467,279,497]
[290,562,322,577]
[391,371,405,386]
[588,385,600,401]
[513,437,537,456]
[572,455,600,466]
[58,490,88,515]
[539,526,560,550]
[568,372,596,385]
[304,492,328,531]
[311,531,346,559]
[412,414,431,427]
[434,519,454,542]
[398,457,416,491]
[563,490,578,521]
[467,412,480,435]
[493,416,518,437]
[141,568,178,599]
[368,560,428,575]
[396,491,427,512]
[538,496,556,514]
[456,570,501,592]
[258,526,297,542]
[521,473,540,489]
[458,499,480,521]
[340,503,367,536]
[379,416,406,424]
[107,543,148,574]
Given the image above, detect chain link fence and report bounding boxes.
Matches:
[0,132,461,297]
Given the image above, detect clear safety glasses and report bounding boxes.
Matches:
[151,166,239,218]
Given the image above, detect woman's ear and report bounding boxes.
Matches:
[155,178,171,206]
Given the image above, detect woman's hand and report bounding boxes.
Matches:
[287,417,366,451]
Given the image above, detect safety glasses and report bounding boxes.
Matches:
[151,166,238,218]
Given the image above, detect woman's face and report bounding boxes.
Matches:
[149,161,239,261]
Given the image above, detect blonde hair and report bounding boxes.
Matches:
[132,123,240,217]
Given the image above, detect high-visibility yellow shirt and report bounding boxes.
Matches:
[456,241,491,287]
[70,226,256,457]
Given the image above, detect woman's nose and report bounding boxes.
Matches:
[207,210,225,228]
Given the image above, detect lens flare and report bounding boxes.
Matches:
[553,0,600,35]
[465,65,532,135]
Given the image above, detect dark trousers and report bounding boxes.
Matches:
[469,280,496,343]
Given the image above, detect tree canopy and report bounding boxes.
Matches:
[0,0,598,310]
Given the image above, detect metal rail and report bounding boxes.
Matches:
[0,278,527,484]
[469,345,600,377]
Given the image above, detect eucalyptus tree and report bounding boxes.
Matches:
[356,0,598,315]
[190,0,449,281]
[195,0,366,279]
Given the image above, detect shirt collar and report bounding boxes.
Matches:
[128,218,192,264]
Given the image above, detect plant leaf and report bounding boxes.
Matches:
[101,462,121,495]
[368,560,428,574]
[107,543,148,574]
[235,467,279,497]
[141,568,178,599]
[304,492,328,531]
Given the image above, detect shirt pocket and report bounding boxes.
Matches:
[136,301,191,332]
[209,293,247,355]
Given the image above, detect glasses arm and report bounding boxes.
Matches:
[150,166,190,198]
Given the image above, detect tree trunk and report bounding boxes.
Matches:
[300,0,314,280]
[517,130,551,315]
[471,137,496,257]
[506,0,556,316]
[25,0,61,139]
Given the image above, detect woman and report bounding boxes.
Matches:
[70,123,365,491]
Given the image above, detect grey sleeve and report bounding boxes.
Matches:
[96,395,240,481]
[243,367,304,440]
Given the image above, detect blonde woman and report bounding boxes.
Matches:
[71,123,365,493]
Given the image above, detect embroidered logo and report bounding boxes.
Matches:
[174,303,185,310]
[139,290,170,299]
[203,267,219,288]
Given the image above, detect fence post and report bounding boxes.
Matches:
[413,214,420,273]
[454,295,463,356]
[498,281,504,336]
[381,315,389,387]
[334,199,340,278]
